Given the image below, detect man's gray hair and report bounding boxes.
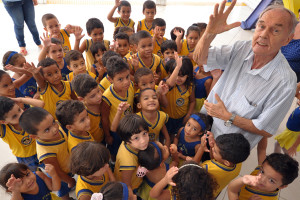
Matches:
[259,5,298,35]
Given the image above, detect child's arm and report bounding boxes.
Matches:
[157,80,169,108]
[183,88,195,124]
[11,97,45,108]
[107,0,121,23]
[110,102,130,132]
[43,157,76,189]
[165,53,182,87]
[38,32,52,62]
[257,137,267,165]
[37,164,61,191]
[288,134,300,157]
[193,134,209,163]
[150,166,178,199]
[137,21,141,32]
[23,62,47,91]
[4,65,32,89]
[73,26,86,53]
[228,175,261,200]
[161,125,171,147]
[169,144,179,168]
[172,128,187,160]
[173,29,184,54]
[107,167,116,182]
[100,101,113,145]
[6,174,23,200]
[204,76,213,95]
[70,90,78,100]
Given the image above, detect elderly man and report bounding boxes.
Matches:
[193,0,298,150]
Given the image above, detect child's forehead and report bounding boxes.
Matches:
[116,38,129,44]
[120,6,131,11]
[70,57,85,64]
[49,44,63,50]
[144,8,156,12]
[37,114,54,129]
[261,162,283,182]
[138,37,152,45]
[113,69,130,78]
[42,64,59,72]
[91,28,104,34]
[164,48,175,52]
[138,73,154,82]
[46,18,59,25]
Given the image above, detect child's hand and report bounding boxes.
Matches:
[40,32,52,48]
[157,81,169,96]
[129,54,139,71]
[115,0,121,7]
[188,52,194,61]
[74,26,85,41]
[210,69,223,79]
[117,102,130,114]
[96,64,106,76]
[109,40,119,52]
[206,131,215,148]
[23,62,41,75]
[173,28,184,39]
[169,144,178,154]
[242,175,261,187]
[200,134,209,152]
[174,52,182,69]
[6,174,22,193]
[4,64,29,75]
[186,156,193,161]
[45,164,58,178]
[164,167,178,186]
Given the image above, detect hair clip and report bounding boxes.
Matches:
[179,163,202,170]
[136,166,148,177]
[91,193,103,200]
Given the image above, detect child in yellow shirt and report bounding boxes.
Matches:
[90,42,107,83]
[152,18,167,58]
[160,40,177,79]
[137,0,156,34]
[114,32,130,58]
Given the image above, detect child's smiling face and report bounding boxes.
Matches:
[118,6,131,21]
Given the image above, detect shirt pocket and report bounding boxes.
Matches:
[232,95,257,118]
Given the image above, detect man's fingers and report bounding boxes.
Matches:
[215,93,222,103]
[226,21,242,31]
[225,0,237,16]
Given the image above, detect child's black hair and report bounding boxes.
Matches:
[134,67,153,84]
[118,0,131,11]
[102,50,121,67]
[170,27,185,41]
[41,13,58,27]
[0,163,29,191]
[152,18,166,29]
[172,161,218,200]
[50,37,63,45]
[37,58,59,76]
[136,30,152,44]
[106,56,129,79]
[138,142,161,170]
[90,42,107,58]
[2,51,22,67]
[99,182,127,200]
[19,107,51,135]
[129,33,138,45]
[0,96,16,120]
[262,153,299,186]
[64,50,84,66]
[70,141,110,176]
[186,25,201,37]
[72,73,98,98]
[143,0,156,12]
[113,26,133,39]
[114,32,130,43]
[86,18,104,35]
[191,22,207,33]
[215,133,250,164]
[55,100,85,127]
[161,40,177,54]
[166,57,194,88]
[117,114,149,143]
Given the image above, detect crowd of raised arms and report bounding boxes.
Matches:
[0,0,299,200]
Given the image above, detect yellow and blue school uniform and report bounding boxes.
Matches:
[275,106,300,152]
[130,53,163,75]
[85,39,110,71]
[0,124,38,171]
[60,58,72,81]
[153,37,167,59]
[76,173,109,199]
[99,75,111,93]
[115,17,135,29]
[162,84,193,135]
[39,81,72,120]
[67,131,94,152]
[239,166,279,200]
[123,51,134,63]
[86,108,104,143]
[66,71,96,82]
[136,111,168,142]
[194,67,212,111]
[60,29,71,56]
[115,141,143,192]
[138,19,153,35]
[179,39,197,66]
[12,77,37,98]
[201,159,242,197]
[138,163,170,200]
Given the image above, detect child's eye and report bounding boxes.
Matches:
[47,73,52,77]
[119,78,123,81]
[52,120,56,125]
[269,178,275,184]
[143,132,148,136]
[44,128,50,133]
[193,128,197,131]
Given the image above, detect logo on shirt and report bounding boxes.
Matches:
[176,98,184,107]
[149,133,155,141]
[21,135,32,146]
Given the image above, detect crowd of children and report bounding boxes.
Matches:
[0,0,299,200]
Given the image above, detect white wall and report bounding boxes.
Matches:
[243,0,262,9]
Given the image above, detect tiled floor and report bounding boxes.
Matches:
[0,1,299,199]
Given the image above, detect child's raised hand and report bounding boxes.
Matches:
[4,64,27,74]
[242,175,261,187]
[45,164,58,178]
[164,167,178,186]
[169,144,178,154]
[115,0,121,6]
[200,134,210,152]
[40,32,54,49]
[96,64,106,76]
[174,52,182,69]
[117,102,130,113]
[173,28,183,39]
[74,26,85,41]
[129,54,139,71]
[6,174,22,193]
[157,81,169,96]
[109,40,119,52]
[24,62,41,75]
[206,131,215,148]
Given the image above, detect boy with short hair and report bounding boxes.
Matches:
[152,18,167,58]
[114,32,130,58]
[65,50,96,81]
[137,0,156,34]
[101,56,134,159]
[124,33,138,63]
[56,100,94,152]
[0,96,44,171]
[42,13,81,56]
[194,132,251,198]
[90,41,107,82]
[160,39,177,79]
[19,107,75,200]
[72,74,104,143]
[24,58,77,119]
[228,153,299,200]
[74,18,110,71]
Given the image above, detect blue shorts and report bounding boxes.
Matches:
[16,154,40,171]
[107,131,122,156]
[46,173,73,197]
[165,117,184,135]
